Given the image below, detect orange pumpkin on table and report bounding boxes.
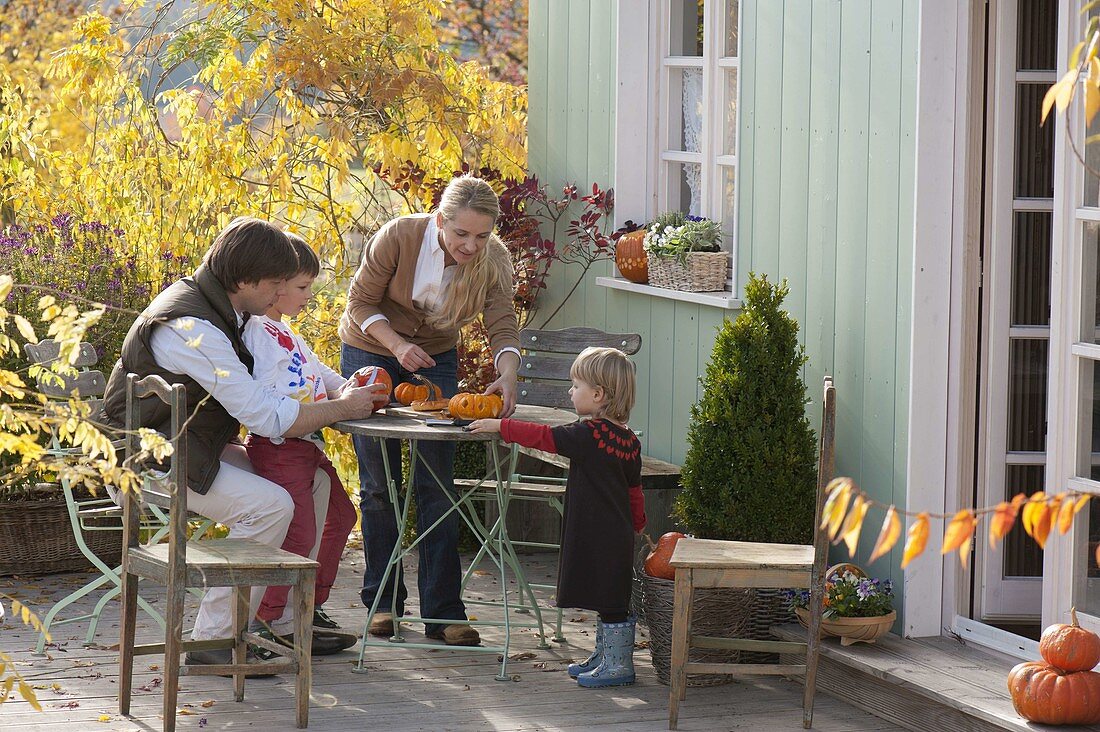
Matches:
[350,366,392,412]
[643,532,687,580]
[448,392,503,419]
[394,379,442,406]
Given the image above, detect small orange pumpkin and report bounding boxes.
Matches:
[1008,661,1100,725]
[615,229,648,284]
[643,532,687,580]
[350,366,393,412]
[447,392,503,419]
[1039,607,1100,672]
[394,380,441,406]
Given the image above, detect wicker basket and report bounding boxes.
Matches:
[739,588,797,664]
[641,573,754,686]
[646,251,729,292]
[0,498,123,576]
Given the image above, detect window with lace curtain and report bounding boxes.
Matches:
[658,0,739,289]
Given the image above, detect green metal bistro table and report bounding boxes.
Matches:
[332,404,576,680]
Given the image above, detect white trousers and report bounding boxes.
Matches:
[186,443,330,640]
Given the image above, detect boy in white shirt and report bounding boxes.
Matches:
[244,234,363,649]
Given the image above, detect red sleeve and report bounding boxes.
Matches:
[629,485,646,532]
[500,418,558,453]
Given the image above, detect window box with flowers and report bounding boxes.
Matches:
[786,563,897,647]
[643,212,728,293]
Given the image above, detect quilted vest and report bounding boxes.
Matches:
[103,265,254,494]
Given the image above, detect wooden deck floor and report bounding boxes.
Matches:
[0,544,904,731]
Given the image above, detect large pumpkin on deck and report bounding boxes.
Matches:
[643,532,687,580]
[615,229,649,284]
[1039,608,1100,673]
[1008,661,1100,725]
[448,392,503,419]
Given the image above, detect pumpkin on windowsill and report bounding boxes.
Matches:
[615,228,648,284]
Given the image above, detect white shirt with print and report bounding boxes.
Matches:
[243,315,346,445]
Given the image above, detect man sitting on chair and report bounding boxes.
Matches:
[102,217,389,669]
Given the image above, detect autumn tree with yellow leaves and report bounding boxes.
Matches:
[0,0,527,705]
[0,0,528,478]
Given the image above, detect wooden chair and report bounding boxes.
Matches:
[457,326,642,642]
[667,376,835,730]
[117,374,319,731]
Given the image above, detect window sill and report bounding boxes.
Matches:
[595,276,742,309]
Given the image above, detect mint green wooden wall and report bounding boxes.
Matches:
[529,1,918,592]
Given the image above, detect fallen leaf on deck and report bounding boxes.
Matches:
[56,701,79,709]
[508,652,536,661]
[201,700,216,708]
[98,714,111,722]
[178,708,196,715]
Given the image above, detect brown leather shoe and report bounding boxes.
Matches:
[426,624,481,646]
[368,612,394,637]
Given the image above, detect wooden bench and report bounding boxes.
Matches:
[511,445,682,536]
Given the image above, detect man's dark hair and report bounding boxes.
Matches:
[285,232,321,278]
[203,217,298,292]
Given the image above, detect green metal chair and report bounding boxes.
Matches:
[26,340,208,654]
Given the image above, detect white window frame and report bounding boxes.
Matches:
[1047,0,1100,638]
[602,0,740,309]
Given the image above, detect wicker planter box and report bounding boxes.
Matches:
[0,497,122,576]
[640,573,753,686]
[646,251,729,292]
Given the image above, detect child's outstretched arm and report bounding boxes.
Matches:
[467,418,502,434]
[469,418,559,454]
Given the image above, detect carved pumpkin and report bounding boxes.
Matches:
[1007,661,1100,725]
[447,392,503,419]
[351,366,393,412]
[615,229,649,284]
[394,380,441,406]
[643,532,687,580]
[1040,607,1100,673]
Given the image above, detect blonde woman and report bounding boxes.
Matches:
[338,175,519,647]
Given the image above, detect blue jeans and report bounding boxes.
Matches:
[340,343,464,634]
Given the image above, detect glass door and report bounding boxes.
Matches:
[977,0,1056,622]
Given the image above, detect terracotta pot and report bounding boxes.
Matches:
[615,230,648,284]
[795,607,896,647]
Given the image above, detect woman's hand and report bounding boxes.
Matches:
[467,418,502,434]
[485,372,518,417]
[393,341,436,372]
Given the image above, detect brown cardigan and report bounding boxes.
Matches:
[338,215,520,358]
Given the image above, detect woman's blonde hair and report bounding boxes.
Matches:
[425,175,512,332]
[570,346,636,423]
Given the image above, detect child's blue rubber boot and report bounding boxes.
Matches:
[568,621,603,678]
[577,617,636,688]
